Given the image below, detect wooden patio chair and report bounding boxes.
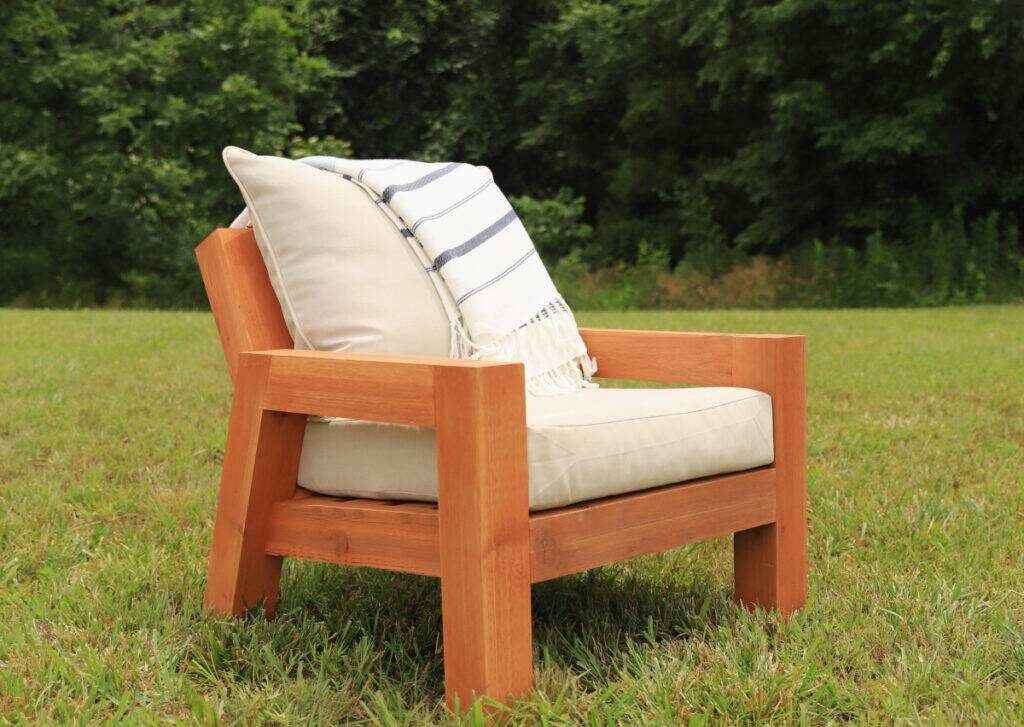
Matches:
[196,226,807,710]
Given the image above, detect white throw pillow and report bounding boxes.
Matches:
[222,146,452,356]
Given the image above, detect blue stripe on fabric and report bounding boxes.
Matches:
[381,162,462,203]
[432,208,519,271]
[455,249,537,305]
[410,179,493,233]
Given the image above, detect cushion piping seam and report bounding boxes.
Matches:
[224,150,314,349]
[532,416,771,508]
[323,166,464,356]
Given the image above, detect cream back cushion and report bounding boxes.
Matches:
[222,146,451,355]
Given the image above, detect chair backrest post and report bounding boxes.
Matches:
[196,228,293,383]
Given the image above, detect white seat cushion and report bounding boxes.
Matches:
[298,386,775,511]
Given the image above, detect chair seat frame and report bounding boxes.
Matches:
[196,227,807,710]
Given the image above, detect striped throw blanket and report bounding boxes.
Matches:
[300,157,596,395]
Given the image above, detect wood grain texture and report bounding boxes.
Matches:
[244,349,517,427]
[196,228,291,382]
[260,467,777,586]
[580,327,802,386]
[258,349,438,426]
[581,327,733,384]
[732,335,808,614]
[434,363,533,710]
[265,497,441,576]
[530,468,777,582]
[202,355,306,616]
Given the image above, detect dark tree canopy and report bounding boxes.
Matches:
[1,0,1022,307]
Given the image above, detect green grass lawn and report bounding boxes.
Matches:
[2,306,1023,725]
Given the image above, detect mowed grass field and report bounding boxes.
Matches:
[1,306,1022,725]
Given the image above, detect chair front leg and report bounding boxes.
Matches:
[434,364,533,710]
[203,355,306,617]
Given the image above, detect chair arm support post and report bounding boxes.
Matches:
[732,335,808,613]
[433,363,533,709]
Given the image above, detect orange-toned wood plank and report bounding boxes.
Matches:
[243,349,522,427]
[256,349,438,426]
[265,496,441,577]
[259,468,784,587]
[580,327,803,387]
[196,228,292,382]
[529,468,777,582]
[389,501,438,512]
[203,355,306,616]
[435,363,533,711]
[580,328,733,385]
[732,336,807,614]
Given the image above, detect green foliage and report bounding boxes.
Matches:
[2,0,1023,306]
[0,0,329,306]
[516,0,1024,300]
[510,188,592,262]
[550,211,1024,310]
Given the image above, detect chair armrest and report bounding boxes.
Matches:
[236,348,523,428]
[581,328,807,542]
[208,349,531,639]
[234,349,532,624]
[579,327,805,395]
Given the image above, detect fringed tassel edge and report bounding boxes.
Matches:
[449,298,598,396]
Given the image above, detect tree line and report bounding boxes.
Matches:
[2,0,1022,308]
